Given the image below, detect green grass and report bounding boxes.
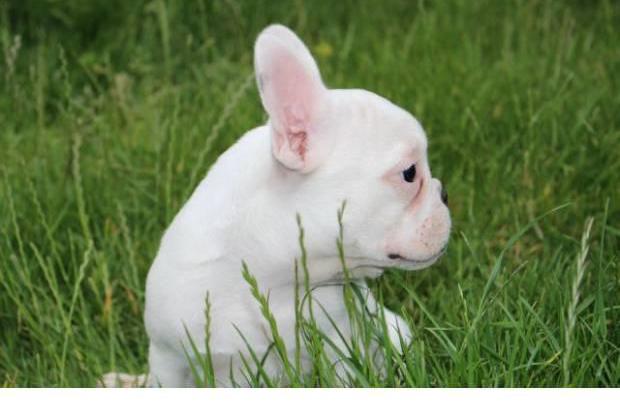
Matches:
[1,0,619,387]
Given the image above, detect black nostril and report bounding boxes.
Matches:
[441,186,448,206]
[388,253,402,260]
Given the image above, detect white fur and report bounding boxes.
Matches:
[103,25,451,387]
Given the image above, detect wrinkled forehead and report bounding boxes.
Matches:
[320,89,429,175]
[380,107,427,159]
[339,89,428,157]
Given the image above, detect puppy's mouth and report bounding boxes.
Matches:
[386,245,447,267]
[349,245,447,273]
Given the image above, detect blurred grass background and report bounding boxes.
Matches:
[0,0,618,386]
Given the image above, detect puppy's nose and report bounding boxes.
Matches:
[441,186,448,206]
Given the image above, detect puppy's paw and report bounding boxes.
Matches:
[97,372,149,388]
[383,309,413,354]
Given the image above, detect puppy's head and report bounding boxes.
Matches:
[255,25,450,271]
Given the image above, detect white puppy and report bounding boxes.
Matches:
[102,24,450,387]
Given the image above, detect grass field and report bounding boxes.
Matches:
[0,0,619,387]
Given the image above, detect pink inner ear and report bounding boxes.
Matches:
[269,52,318,127]
[288,130,307,160]
[262,50,322,164]
[282,105,310,159]
[272,126,307,166]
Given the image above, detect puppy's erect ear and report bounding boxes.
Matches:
[254,25,328,172]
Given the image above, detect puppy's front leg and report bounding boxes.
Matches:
[361,287,412,353]
[378,305,412,353]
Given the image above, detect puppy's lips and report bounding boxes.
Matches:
[387,245,447,266]
[348,244,448,273]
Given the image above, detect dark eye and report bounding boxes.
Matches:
[402,164,416,183]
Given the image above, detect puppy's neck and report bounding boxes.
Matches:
[159,125,346,290]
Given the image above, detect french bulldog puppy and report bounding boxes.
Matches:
[102,24,450,387]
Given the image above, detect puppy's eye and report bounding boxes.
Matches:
[402,164,416,183]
